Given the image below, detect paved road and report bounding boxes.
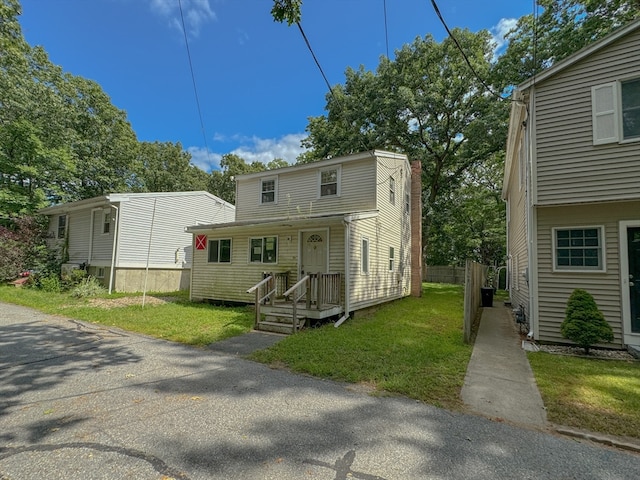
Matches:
[1,303,639,480]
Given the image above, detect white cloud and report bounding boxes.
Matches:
[188,133,308,173]
[188,146,222,172]
[149,0,216,37]
[490,18,518,58]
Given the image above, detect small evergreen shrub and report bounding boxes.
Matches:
[62,268,88,290]
[561,289,614,354]
[70,276,107,298]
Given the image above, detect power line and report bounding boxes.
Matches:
[178,0,212,165]
[383,0,390,58]
[428,0,506,101]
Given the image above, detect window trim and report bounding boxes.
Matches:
[249,236,278,264]
[260,176,278,205]
[389,246,395,271]
[318,165,341,198]
[361,236,370,275]
[552,225,606,273]
[208,238,232,264]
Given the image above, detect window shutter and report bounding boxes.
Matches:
[591,82,618,145]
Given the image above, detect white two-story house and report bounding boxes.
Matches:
[187,150,423,332]
[503,20,640,351]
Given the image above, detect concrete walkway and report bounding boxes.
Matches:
[461,303,548,428]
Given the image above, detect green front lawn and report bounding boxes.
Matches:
[528,352,640,439]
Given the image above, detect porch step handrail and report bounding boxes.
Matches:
[247,275,277,328]
[283,274,310,333]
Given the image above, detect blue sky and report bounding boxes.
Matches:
[19,0,533,171]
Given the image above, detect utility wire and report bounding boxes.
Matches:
[295,21,371,153]
[178,0,212,164]
[428,0,506,101]
[383,0,390,58]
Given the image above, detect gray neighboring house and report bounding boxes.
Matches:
[40,191,235,293]
[503,20,640,351]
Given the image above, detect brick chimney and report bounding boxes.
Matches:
[410,160,422,297]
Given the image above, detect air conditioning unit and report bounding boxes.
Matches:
[61,263,81,276]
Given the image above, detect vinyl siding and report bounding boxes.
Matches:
[67,209,92,264]
[191,224,345,303]
[534,29,640,205]
[117,194,234,268]
[235,157,377,221]
[505,133,530,317]
[535,202,640,346]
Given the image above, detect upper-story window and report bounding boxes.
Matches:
[261,177,277,204]
[319,166,340,197]
[592,78,640,144]
[389,177,396,204]
[57,215,67,239]
[621,78,640,140]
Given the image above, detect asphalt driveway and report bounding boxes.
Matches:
[1,302,639,479]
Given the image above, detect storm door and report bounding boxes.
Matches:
[627,227,640,335]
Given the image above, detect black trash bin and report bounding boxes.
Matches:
[481,287,494,307]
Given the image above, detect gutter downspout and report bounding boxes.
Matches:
[108,204,120,295]
[335,217,352,327]
[526,90,537,340]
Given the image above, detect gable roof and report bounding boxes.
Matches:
[39,191,234,215]
[518,19,640,91]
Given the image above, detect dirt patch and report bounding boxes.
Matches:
[86,296,179,309]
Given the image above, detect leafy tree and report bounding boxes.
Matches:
[561,289,614,354]
[496,0,640,85]
[136,141,208,192]
[299,30,509,265]
[271,0,302,25]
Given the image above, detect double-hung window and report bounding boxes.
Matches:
[319,166,340,197]
[208,239,232,263]
[250,236,277,263]
[389,247,395,271]
[553,226,605,271]
[261,177,277,204]
[621,78,640,140]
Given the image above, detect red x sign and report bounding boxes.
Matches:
[195,234,207,250]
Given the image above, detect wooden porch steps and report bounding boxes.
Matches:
[257,313,307,334]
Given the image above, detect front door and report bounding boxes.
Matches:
[301,230,328,276]
[621,222,640,346]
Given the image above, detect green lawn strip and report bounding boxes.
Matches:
[0,286,254,346]
[528,352,640,439]
[250,283,472,410]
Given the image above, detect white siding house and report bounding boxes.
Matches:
[188,150,422,332]
[40,191,235,293]
[503,20,640,351]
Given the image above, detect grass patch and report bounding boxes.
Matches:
[250,283,471,410]
[528,352,640,438]
[0,285,254,346]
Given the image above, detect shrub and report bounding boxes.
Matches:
[71,276,106,298]
[38,274,61,293]
[62,268,88,289]
[561,289,614,354]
